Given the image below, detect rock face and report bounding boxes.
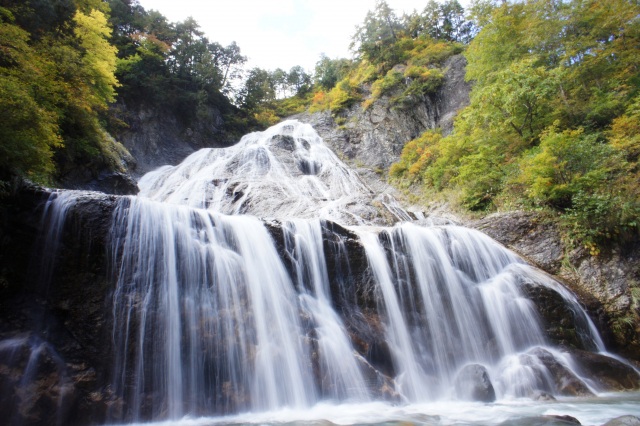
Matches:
[0,182,118,425]
[295,54,471,174]
[110,102,233,178]
[527,348,594,397]
[56,135,139,195]
[453,364,496,402]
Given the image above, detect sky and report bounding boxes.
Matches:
[136,0,469,73]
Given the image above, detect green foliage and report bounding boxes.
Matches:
[74,9,120,105]
[329,80,360,113]
[404,0,475,43]
[517,127,613,208]
[314,54,352,90]
[390,0,640,248]
[312,30,458,114]
[0,2,123,183]
[370,70,404,100]
[0,74,61,181]
[390,130,443,182]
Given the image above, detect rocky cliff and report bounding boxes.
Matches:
[295,54,470,173]
[109,102,234,178]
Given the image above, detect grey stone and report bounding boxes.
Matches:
[453,363,496,402]
[603,416,640,426]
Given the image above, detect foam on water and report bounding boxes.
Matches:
[106,394,640,426]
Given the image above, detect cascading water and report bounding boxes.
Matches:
[110,199,318,418]
[6,120,639,425]
[137,120,386,224]
[359,224,600,401]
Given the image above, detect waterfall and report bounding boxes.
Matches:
[110,198,316,418]
[358,224,576,400]
[8,119,637,425]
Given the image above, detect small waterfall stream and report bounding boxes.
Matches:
[2,120,639,425]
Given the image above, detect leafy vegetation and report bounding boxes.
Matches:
[310,0,468,115]
[0,0,122,183]
[0,0,315,184]
[390,0,640,249]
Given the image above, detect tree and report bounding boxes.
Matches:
[240,67,276,109]
[403,0,474,43]
[390,0,640,241]
[314,54,351,90]
[209,41,246,95]
[108,0,147,58]
[0,0,76,37]
[350,0,403,67]
[0,9,61,181]
[439,0,474,43]
[169,17,208,79]
[74,8,120,105]
[286,65,311,95]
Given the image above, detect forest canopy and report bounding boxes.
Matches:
[0,0,314,184]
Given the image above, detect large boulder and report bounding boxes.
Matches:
[570,349,640,391]
[527,348,594,397]
[453,363,496,402]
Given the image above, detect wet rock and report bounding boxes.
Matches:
[355,354,400,401]
[499,416,581,426]
[471,210,640,360]
[0,185,118,425]
[453,363,496,402]
[0,335,75,426]
[531,390,556,401]
[271,134,296,151]
[474,211,564,273]
[569,349,640,391]
[527,348,594,397]
[320,220,376,310]
[547,415,581,425]
[83,170,139,195]
[603,415,640,426]
[519,281,597,351]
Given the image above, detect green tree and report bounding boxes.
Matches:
[74,9,120,105]
[0,9,61,181]
[240,67,276,109]
[209,41,246,95]
[287,65,312,95]
[350,0,403,69]
[314,54,351,90]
